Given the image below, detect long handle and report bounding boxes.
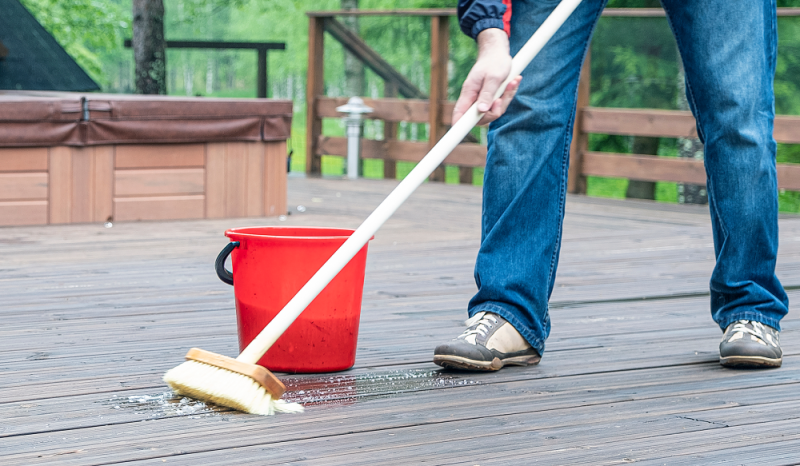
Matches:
[237,0,583,364]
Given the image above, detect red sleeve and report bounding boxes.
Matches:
[502,0,512,35]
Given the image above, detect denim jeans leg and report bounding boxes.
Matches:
[661,0,789,330]
[468,0,607,355]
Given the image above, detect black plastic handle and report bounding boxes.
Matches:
[215,241,239,285]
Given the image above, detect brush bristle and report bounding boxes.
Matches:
[163,360,303,415]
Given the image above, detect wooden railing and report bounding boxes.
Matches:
[571,108,800,192]
[306,8,800,191]
[306,9,465,181]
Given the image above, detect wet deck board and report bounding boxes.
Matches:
[2,177,800,464]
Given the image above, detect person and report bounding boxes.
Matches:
[433,0,788,371]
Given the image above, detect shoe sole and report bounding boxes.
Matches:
[433,354,541,372]
[720,355,782,368]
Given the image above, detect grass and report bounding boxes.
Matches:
[586,177,680,203]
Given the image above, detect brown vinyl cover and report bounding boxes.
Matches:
[0,94,83,146]
[0,91,292,147]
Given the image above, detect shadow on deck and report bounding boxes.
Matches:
[2,177,800,464]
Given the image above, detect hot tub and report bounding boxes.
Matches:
[0,91,292,226]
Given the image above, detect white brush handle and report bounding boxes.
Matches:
[237,0,583,364]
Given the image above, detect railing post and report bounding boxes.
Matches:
[428,14,449,182]
[458,164,474,185]
[257,48,267,98]
[383,81,398,179]
[306,15,325,176]
[568,49,591,194]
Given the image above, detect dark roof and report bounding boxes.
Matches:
[0,0,100,92]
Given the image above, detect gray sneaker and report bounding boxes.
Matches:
[433,312,541,371]
[719,320,782,368]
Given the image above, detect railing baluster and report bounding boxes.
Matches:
[568,51,591,194]
[306,16,325,176]
[428,15,449,182]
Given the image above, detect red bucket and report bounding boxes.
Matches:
[215,226,370,373]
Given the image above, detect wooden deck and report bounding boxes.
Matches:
[3,176,800,465]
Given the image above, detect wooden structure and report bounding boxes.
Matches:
[123,40,286,98]
[306,10,471,182]
[306,8,800,190]
[0,92,291,226]
[3,176,800,463]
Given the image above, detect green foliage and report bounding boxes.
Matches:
[19,0,129,84]
[23,0,800,211]
[777,18,800,115]
[591,16,679,110]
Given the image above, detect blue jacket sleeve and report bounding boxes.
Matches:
[457,0,507,40]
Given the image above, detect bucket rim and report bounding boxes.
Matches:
[224,225,367,241]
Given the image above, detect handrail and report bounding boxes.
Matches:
[307,8,800,17]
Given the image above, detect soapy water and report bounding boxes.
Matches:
[104,391,222,418]
[108,369,478,415]
[281,369,480,407]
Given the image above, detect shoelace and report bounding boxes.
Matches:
[459,312,498,340]
[726,320,778,346]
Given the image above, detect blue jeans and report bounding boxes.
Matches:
[469,0,789,355]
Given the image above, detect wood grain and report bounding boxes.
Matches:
[245,143,265,217]
[264,141,287,216]
[0,200,47,225]
[204,141,285,218]
[114,195,205,221]
[205,142,226,218]
[582,151,708,184]
[568,51,592,194]
[316,97,429,123]
[778,162,800,191]
[428,15,448,182]
[47,146,72,224]
[224,142,247,218]
[69,147,94,223]
[581,108,800,145]
[382,83,399,180]
[582,108,699,139]
[3,177,800,464]
[317,136,487,167]
[305,16,324,175]
[115,168,205,197]
[115,144,205,169]
[0,173,48,200]
[0,147,48,172]
[92,146,114,222]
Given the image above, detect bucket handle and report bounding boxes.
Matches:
[215,241,239,285]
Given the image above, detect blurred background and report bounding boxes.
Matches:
[15,0,800,209]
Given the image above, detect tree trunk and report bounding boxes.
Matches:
[676,56,708,205]
[626,136,659,200]
[341,0,365,97]
[132,0,166,95]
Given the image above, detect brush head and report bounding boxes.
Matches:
[163,358,303,416]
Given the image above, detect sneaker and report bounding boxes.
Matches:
[433,312,541,371]
[719,320,782,368]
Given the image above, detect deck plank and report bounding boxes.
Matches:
[1,177,799,464]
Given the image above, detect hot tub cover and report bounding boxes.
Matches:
[0,91,293,147]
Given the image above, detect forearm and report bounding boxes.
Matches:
[477,28,510,59]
